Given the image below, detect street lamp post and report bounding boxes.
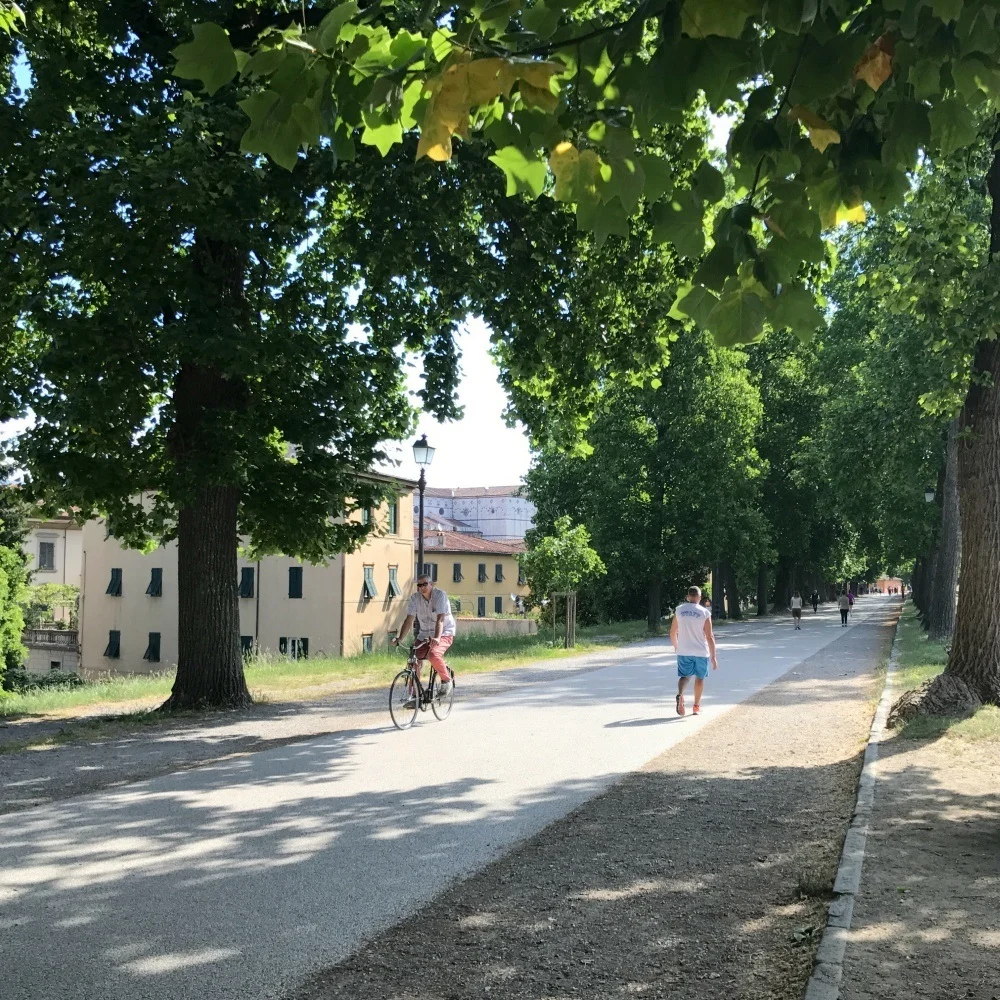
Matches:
[412,434,435,579]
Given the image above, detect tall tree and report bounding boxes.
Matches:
[0,483,29,683]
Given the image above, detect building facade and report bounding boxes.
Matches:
[23,515,83,588]
[415,486,536,541]
[419,530,528,617]
[79,483,416,675]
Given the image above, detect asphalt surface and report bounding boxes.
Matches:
[0,600,879,1000]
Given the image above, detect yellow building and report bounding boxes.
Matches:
[419,529,528,616]
[79,477,416,675]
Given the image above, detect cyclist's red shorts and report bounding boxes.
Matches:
[415,635,453,679]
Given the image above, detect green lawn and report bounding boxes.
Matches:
[893,604,1000,742]
[0,619,653,721]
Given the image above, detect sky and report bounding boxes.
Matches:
[381,317,534,489]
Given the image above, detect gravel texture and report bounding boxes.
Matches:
[289,606,897,1000]
[840,735,1000,1000]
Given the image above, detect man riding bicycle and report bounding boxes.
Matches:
[391,573,455,701]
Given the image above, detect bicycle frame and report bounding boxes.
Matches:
[403,642,444,708]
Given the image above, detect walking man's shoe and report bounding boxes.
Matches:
[676,693,686,716]
[692,703,701,716]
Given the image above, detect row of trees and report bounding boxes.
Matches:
[3,2,999,715]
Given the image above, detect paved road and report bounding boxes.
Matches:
[0,599,884,999]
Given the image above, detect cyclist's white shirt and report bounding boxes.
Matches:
[407,587,456,639]
[674,602,711,656]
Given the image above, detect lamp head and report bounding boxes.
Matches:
[412,434,435,467]
[924,487,936,503]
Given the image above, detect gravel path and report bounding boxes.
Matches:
[289,602,898,1000]
[840,735,1000,999]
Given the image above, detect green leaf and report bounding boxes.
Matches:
[693,160,726,203]
[316,1,361,51]
[389,29,425,68]
[681,0,755,38]
[576,196,630,248]
[361,119,403,155]
[641,155,674,202]
[651,188,705,258]
[523,2,560,38]
[706,281,768,346]
[489,146,548,197]
[239,90,301,170]
[670,283,720,327]
[172,23,238,96]
[931,0,964,22]
[929,98,979,155]
[769,284,823,342]
[695,244,736,291]
[603,156,645,213]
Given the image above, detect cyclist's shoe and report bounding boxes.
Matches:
[675,693,685,716]
[437,680,452,698]
[692,703,701,716]
[402,695,417,709]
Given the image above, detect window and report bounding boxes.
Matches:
[240,635,254,656]
[38,541,55,571]
[103,630,121,658]
[453,562,463,583]
[495,596,503,614]
[143,632,161,662]
[50,661,60,671]
[387,630,398,649]
[279,637,309,659]
[288,566,303,599]
[419,562,438,581]
[478,563,487,583]
[518,564,526,586]
[106,568,122,596]
[388,566,402,598]
[362,634,373,653]
[477,596,486,617]
[388,501,398,534]
[239,567,255,598]
[495,563,504,583]
[452,598,461,613]
[146,567,163,597]
[363,565,378,599]
[361,507,371,526]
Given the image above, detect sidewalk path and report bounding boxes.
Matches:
[1,599,889,1000]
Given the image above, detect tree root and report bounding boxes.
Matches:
[888,672,982,727]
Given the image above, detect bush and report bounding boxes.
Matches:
[1,666,85,693]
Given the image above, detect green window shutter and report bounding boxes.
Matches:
[388,567,402,597]
[299,638,309,659]
[288,566,303,598]
[363,565,378,599]
[453,562,463,583]
[518,563,526,586]
[143,632,161,662]
[279,636,288,656]
[106,568,122,596]
[103,630,121,658]
[477,596,486,617]
[495,596,503,614]
[361,507,371,526]
[478,563,487,583]
[239,567,255,598]
[146,567,163,597]
[389,501,398,534]
[362,634,373,653]
[495,563,504,583]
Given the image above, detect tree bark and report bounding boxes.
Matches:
[164,482,250,710]
[646,577,662,633]
[927,418,961,641]
[756,563,768,616]
[724,561,742,619]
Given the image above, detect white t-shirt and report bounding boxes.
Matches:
[406,587,456,639]
[791,596,803,610]
[674,601,711,656]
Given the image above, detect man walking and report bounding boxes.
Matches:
[670,585,718,716]
[810,590,820,613]
[392,573,455,701]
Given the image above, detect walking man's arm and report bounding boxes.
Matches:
[704,618,718,670]
[670,613,679,651]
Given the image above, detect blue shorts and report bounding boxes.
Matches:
[677,655,710,679]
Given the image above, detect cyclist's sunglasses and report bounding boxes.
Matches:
[417,581,431,588]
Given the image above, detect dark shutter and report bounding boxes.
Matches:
[362,634,373,653]
[495,596,503,614]
[279,637,288,655]
[240,635,254,656]
[388,567,402,597]
[288,566,303,599]
[363,566,378,599]
[518,564,526,586]
[103,630,121,658]
[299,638,309,659]
[106,568,122,596]
[477,597,486,617]
[143,632,161,661]
[453,562,463,583]
[495,563,504,583]
[478,563,487,583]
[239,567,255,598]
[389,501,398,534]
[146,567,163,597]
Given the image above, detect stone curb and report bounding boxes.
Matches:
[803,613,901,1000]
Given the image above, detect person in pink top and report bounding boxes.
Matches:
[669,585,719,717]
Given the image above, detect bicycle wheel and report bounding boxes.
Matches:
[389,670,419,730]
[430,668,455,721]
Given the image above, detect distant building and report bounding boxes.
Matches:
[78,477,417,675]
[419,529,528,617]
[23,514,83,590]
[415,485,535,541]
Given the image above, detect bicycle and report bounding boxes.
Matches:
[389,641,455,730]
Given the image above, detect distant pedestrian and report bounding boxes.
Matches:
[810,590,819,613]
[670,585,718,717]
[848,589,855,616]
[790,591,803,630]
[838,591,850,626]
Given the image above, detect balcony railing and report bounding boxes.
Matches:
[23,628,79,650]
